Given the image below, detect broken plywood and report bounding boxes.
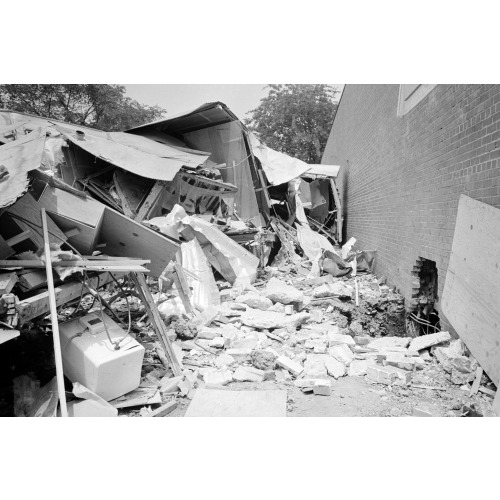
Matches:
[442,195,500,386]
[184,389,287,417]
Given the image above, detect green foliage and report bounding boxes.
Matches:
[245,84,338,164]
[0,84,165,131]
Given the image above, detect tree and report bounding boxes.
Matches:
[245,84,339,164]
[0,84,165,131]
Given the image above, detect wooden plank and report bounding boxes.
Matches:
[0,259,150,268]
[6,230,32,247]
[131,272,182,376]
[442,195,500,386]
[41,208,68,417]
[0,271,17,294]
[142,399,178,417]
[173,263,194,315]
[17,272,113,324]
[17,270,47,291]
[113,170,155,218]
[134,180,167,222]
[0,235,14,259]
[0,329,20,344]
[98,207,180,278]
[469,367,483,396]
[113,171,136,218]
[330,178,343,243]
[493,390,500,417]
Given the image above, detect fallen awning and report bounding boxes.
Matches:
[59,128,210,182]
[301,164,340,179]
[126,102,239,136]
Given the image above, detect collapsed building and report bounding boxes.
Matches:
[0,96,497,417]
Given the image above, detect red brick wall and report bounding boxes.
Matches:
[322,84,500,331]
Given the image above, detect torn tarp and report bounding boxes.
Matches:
[0,128,47,208]
[181,238,221,310]
[248,132,311,186]
[296,223,337,277]
[180,215,259,285]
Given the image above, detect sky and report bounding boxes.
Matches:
[124,84,344,120]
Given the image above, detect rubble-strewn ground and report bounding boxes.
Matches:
[1,268,496,417]
[119,267,497,418]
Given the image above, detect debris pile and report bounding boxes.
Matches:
[1,105,497,417]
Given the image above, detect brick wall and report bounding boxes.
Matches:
[322,84,500,332]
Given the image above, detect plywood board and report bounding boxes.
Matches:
[184,389,287,417]
[442,195,500,385]
[98,208,180,277]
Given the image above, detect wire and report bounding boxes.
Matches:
[81,270,131,350]
[409,313,441,332]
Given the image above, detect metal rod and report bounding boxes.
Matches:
[41,208,68,417]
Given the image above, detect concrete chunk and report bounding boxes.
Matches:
[367,336,411,351]
[276,356,304,377]
[236,293,273,311]
[325,357,346,378]
[233,366,265,382]
[265,277,304,305]
[203,369,233,386]
[208,337,227,349]
[366,364,411,386]
[215,353,235,368]
[348,359,369,377]
[329,344,354,366]
[197,327,219,340]
[313,380,332,396]
[408,331,451,352]
[327,332,355,347]
[384,353,416,371]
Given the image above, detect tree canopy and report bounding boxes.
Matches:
[0,84,165,131]
[245,84,339,164]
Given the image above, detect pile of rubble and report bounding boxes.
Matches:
[120,266,496,417]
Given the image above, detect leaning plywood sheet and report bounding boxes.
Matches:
[442,195,500,386]
[185,389,287,417]
[60,129,209,182]
[0,128,46,208]
[98,208,180,277]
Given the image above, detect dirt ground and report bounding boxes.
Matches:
[131,375,496,418]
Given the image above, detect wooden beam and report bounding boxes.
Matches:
[330,178,343,243]
[17,272,113,324]
[6,230,32,247]
[131,272,182,376]
[41,208,68,418]
[142,399,178,417]
[134,180,167,222]
[172,263,194,315]
[113,170,136,218]
[0,260,150,273]
[0,271,18,294]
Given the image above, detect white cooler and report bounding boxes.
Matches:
[59,313,145,401]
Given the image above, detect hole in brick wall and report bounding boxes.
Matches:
[406,257,441,337]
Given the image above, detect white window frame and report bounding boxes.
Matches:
[397,84,436,116]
